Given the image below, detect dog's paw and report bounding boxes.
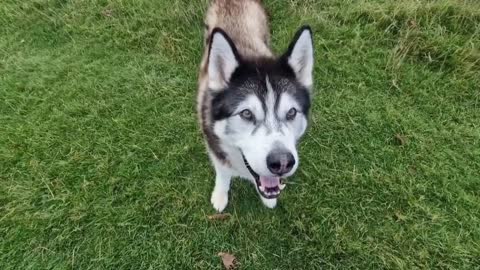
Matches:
[211,190,228,212]
[261,197,277,209]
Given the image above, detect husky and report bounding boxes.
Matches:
[197,0,314,212]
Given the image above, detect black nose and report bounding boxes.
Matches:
[266,151,295,175]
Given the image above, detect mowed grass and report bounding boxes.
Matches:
[1,0,479,268]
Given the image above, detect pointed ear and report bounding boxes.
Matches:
[284,26,314,89]
[207,28,240,90]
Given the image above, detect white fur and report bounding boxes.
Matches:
[277,93,308,141]
[264,76,277,130]
[208,32,239,90]
[199,1,314,212]
[210,154,232,212]
[261,197,277,208]
[288,29,314,88]
[210,77,307,211]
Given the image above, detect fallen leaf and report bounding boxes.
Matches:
[102,8,113,17]
[218,252,237,269]
[394,211,407,222]
[393,134,407,146]
[391,79,401,91]
[408,19,417,29]
[408,165,417,175]
[207,213,231,221]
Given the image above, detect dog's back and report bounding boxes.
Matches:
[199,0,272,91]
[204,0,272,59]
[197,0,273,143]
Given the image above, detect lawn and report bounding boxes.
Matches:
[1,0,479,269]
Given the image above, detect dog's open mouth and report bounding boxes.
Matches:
[242,154,285,199]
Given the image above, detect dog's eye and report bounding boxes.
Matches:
[240,109,255,121]
[286,108,297,120]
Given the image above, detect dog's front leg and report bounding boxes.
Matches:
[210,161,232,212]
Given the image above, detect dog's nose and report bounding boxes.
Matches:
[266,151,295,175]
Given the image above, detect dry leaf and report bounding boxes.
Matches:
[207,213,231,221]
[391,79,400,91]
[218,252,237,269]
[408,19,417,29]
[101,8,113,17]
[394,211,407,222]
[393,134,407,146]
[408,165,417,175]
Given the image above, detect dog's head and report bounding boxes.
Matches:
[207,26,314,199]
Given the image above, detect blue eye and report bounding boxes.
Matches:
[240,109,255,121]
[286,108,297,120]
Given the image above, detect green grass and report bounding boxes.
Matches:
[1,0,479,269]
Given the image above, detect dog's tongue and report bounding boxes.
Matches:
[259,176,280,188]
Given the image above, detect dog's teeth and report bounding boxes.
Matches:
[259,186,265,192]
[279,183,286,190]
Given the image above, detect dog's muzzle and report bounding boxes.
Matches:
[242,154,285,199]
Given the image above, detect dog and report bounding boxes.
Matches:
[197,0,314,212]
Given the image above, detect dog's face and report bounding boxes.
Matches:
[207,27,314,199]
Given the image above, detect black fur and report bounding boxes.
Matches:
[282,25,313,60]
[203,26,313,162]
[211,57,311,121]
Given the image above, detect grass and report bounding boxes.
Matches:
[1,0,479,268]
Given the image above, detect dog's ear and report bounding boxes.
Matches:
[208,28,240,90]
[284,26,314,89]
